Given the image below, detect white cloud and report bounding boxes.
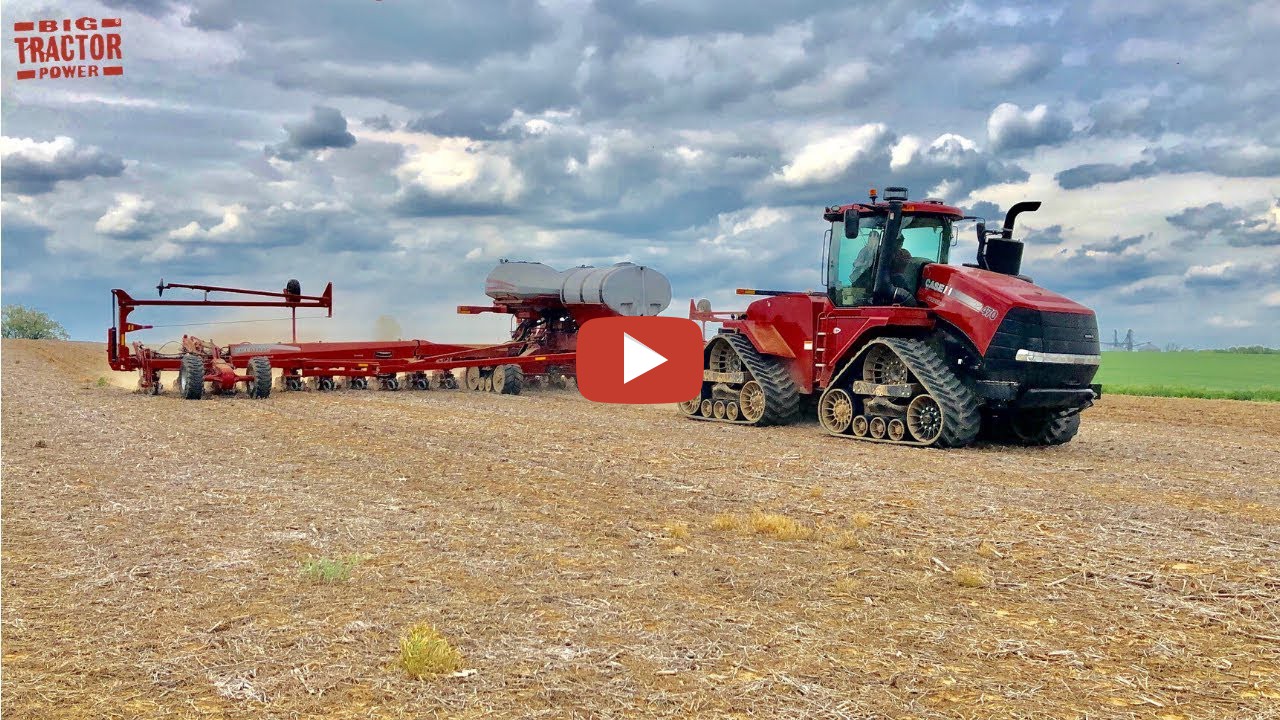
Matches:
[95,194,154,236]
[1,135,75,162]
[1184,261,1233,281]
[775,124,887,186]
[167,205,246,241]
[388,133,524,204]
[890,136,922,170]
[1207,315,1253,328]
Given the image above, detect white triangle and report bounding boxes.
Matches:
[622,332,667,384]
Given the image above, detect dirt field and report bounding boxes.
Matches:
[3,339,1278,719]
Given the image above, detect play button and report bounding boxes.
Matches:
[622,332,667,383]
[576,317,704,404]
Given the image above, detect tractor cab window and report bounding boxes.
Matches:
[827,214,952,307]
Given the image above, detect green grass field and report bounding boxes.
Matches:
[1096,351,1280,401]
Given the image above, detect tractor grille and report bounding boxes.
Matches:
[986,308,1100,360]
[982,308,1100,389]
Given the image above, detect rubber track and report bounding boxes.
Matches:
[721,333,800,426]
[877,337,980,448]
[1013,411,1080,446]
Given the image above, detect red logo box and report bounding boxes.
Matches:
[578,317,703,404]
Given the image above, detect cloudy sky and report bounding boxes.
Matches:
[2,0,1278,348]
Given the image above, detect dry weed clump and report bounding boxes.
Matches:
[663,522,691,540]
[748,511,816,541]
[976,540,1002,559]
[850,512,873,528]
[954,566,989,588]
[828,531,862,550]
[831,577,860,597]
[709,513,744,531]
[399,624,463,678]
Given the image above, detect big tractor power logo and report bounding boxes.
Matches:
[11,17,123,81]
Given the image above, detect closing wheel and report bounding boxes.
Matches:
[852,415,869,437]
[700,399,714,417]
[738,381,767,423]
[678,397,701,415]
[869,416,887,439]
[413,376,429,390]
[726,401,740,421]
[441,373,459,390]
[384,377,400,391]
[285,376,304,392]
[888,418,906,442]
[818,389,854,434]
[178,353,205,400]
[906,394,943,444]
[318,377,335,391]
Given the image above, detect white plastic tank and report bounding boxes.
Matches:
[485,261,671,316]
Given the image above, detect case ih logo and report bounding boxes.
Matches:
[12,17,123,81]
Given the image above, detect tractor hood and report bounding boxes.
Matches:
[919,263,1097,356]
[922,264,1092,317]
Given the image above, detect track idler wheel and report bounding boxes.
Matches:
[738,381,765,423]
[678,397,702,416]
[818,389,854,434]
[906,394,943,444]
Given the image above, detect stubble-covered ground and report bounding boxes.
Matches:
[2,339,1278,719]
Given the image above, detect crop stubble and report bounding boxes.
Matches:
[2,339,1278,718]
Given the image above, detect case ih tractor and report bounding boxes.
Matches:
[685,186,1101,448]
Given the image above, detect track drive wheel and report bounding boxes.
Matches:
[1009,410,1081,446]
[246,356,271,398]
[178,353,205,400]
[493,364,524,395]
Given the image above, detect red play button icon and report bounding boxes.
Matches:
[577,317,703,404]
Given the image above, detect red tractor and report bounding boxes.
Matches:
[685,186,1101,448]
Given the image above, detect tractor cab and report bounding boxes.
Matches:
[823,187,960,308]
